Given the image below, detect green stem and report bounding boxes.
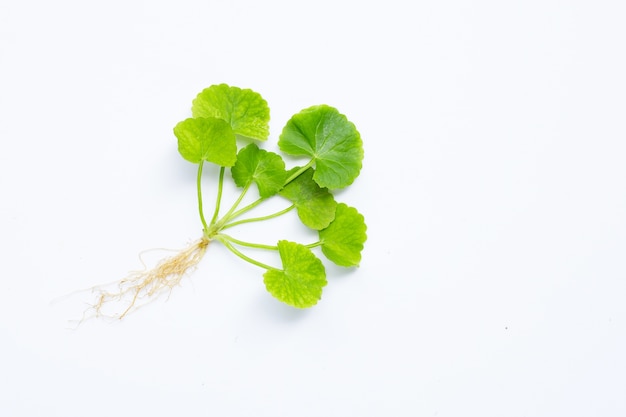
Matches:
[305,241,323,249]
[210,167,225,226]
[227,197,266,222]
[284,159,315,186]
[216,182,251,229]
[216,236,277,271]
[222,204,296,230]
[217,233,278,250]
[197,161,210,235]
[220,159,314,227]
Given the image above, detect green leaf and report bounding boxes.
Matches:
[263,241,327,308]
[231,143,287,198]
[192,84,270,141]
[279,167,337,230]
[173,117,237,166]
[278,105,363,189]
[319,203,367,267]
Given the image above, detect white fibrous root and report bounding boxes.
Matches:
[88,238,209,319]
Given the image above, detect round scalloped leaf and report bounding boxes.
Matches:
[319,203,367,267]
[192,84,270,141]
[278,105,363,189]
[231,143,287,198]
[263,240,327,308]
[279,167,337,230]
[173,117,237,166]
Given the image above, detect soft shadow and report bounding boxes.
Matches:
[254,293,311,323]
[325,262,360,279]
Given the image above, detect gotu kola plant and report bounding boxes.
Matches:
[90,84,367,318]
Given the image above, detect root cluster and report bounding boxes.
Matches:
[88,238,209,319]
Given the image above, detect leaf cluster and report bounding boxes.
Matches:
[173,84,367,308]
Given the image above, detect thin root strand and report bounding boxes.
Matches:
[89,238,209,319]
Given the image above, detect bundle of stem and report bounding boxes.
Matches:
[88,159,302,320]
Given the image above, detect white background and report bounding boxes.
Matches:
[1,1,625,416]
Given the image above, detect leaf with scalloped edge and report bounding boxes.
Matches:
[192,84,270,141]
[263,240,327,308]
[279,167,337,230]
[278,105,363,189]
[231,143,287,198]
[173,117,237,166]
[319,203,367,267]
